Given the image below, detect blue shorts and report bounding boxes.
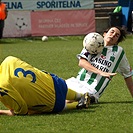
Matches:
[50,74,68,113]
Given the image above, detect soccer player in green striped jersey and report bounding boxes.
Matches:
[66,26,133,103]
[0,56,90,116]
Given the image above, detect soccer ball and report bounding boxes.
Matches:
[42,36,48,41]
[83,32,104,54]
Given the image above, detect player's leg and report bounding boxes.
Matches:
[64,88,90,110]
[0,21,4,39]
[66,88,82,101]
[66,77,98,104]
[0,27,3,39]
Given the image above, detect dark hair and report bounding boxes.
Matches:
[104,26,126,43]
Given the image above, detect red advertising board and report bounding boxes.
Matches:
[31,10,95,36]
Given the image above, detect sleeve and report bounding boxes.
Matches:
[77,48,91,60]
[116,54,133,78]
[0,89,28,115]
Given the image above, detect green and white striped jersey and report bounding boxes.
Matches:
[76,45,132,98]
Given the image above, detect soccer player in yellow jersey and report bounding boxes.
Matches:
[0,56,90,116]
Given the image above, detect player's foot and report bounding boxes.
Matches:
[90,95,98,104]
[76,92,90,109]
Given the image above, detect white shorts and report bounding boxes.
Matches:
[66,77,99,99]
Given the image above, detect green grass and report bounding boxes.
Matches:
[0,35,133,133]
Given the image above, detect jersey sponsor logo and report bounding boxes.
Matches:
[90,56,112,72]
[101,54,106,59]
[91,63,109,72]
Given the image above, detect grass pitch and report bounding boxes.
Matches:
[0,35,133,133]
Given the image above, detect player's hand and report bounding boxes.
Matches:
[100,72,117,80]
[0,109,15,116]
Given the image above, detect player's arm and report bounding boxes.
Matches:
[0,109,14,116]
[78,58,117,78]
[0,91,28,115]
[117,55,133,97]
[124,76,133,97]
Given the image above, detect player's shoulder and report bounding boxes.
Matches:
[117,45,123,50]
[4,56,18,61]
[2,56,20,64]
[117,45,125,54]
[111,45,124,53]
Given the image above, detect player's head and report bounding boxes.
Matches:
[103,26,126,46]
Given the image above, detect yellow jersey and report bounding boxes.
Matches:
[0,56,67,115]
